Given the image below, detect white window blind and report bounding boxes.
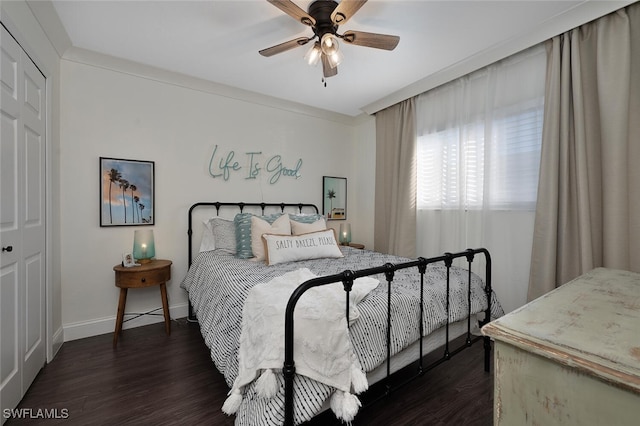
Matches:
[417,48,545,211]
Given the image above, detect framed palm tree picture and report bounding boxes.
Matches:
[323,176,346,220]
[100,157,155,226]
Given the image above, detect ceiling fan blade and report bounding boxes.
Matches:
[321,54,338,78]
[259,37,311,57]
[267,0,316,26]
[341,30,400,50]
[331,0,367,25]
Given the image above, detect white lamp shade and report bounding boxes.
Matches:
[305,42,322,66]
[321,33,339,56]
[326,49,344,69]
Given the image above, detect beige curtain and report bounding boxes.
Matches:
[374,98,417,258]
[528,4,640,300]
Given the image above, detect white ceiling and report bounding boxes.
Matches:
[49,0,633,117]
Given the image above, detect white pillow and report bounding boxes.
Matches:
[262,229,343,266]
[251,214,291,261]
[199,220,216,252]
[290,218,326,235]
[199,217,236,253]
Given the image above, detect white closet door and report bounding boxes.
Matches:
[1,25,46,420]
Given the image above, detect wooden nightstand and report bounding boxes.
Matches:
[347,243,365,249]
[113,259,172,346]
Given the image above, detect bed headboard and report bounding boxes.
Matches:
[187,201,320,267]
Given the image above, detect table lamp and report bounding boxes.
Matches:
[339,223,351,245]
[133,229,155,263]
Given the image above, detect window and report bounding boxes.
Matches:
[417,49,545,211]
[416,44,546,316]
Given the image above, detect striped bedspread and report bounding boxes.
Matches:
[181,246,502,425]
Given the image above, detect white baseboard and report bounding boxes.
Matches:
[62,303,189,342]
[49,326,64,361]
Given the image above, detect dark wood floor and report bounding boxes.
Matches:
[9,318,493,425]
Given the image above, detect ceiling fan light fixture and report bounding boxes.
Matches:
[261,0,400,78]
[304,42,322,66]
[320,33,343,68]
[320,33,340,56]
[326,49,343,69]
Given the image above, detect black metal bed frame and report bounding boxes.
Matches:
[187,202,319,321]
[186,202,492,425]
[283,248,492,425]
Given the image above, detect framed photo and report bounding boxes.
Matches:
[323,176,347,220]
[100,157,155,227]
[122,252,138,267]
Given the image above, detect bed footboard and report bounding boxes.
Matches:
[283,248,492,426]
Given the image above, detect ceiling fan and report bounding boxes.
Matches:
[259,0,400,79]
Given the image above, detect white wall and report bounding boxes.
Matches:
[59,57,370,340]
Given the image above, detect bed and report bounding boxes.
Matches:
[181,202,503,425]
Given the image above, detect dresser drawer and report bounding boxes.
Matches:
[114,260,172,288]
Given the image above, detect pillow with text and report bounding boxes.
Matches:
[262,229,343,266]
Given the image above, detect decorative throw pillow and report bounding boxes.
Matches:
[234,213,283,259]
[199,217,237,253]
[262,229,343,266]
[290,218,326,235]
[289,213,325,224]
[251,214,291,261]
[199,219,216,252]
[210,217,236,254]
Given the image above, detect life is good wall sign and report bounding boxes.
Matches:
[208,145,303,184]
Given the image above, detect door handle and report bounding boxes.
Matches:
[2,245,13,252]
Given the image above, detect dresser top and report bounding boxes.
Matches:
[482,267,640,392]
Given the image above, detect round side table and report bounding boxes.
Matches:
[112,259,172,346]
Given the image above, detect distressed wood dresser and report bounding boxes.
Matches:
[482,267,640,425]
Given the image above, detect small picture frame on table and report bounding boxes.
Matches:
[122,252,138,268]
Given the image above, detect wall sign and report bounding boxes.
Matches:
[208,145,303,184]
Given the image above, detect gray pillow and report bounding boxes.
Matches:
[209,217,236,254]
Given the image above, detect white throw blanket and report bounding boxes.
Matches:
[222,268,379,422]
